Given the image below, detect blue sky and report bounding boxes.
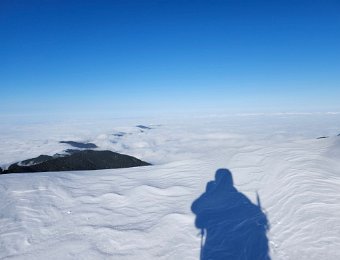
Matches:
[1,0,340,116]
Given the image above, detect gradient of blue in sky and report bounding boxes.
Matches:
[1,0,340,116]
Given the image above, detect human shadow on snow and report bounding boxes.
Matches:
[191,169,270,260]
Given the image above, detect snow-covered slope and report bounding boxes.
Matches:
[1,114,340,259]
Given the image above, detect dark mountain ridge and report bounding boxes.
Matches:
[2,150,151,174]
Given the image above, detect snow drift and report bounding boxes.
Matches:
[1,114,340,259]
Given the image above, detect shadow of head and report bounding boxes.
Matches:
[215,168,233,185]
[192,168,271,260]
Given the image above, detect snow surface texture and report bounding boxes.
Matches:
[1,114,340,259]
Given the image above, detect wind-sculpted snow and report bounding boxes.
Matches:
[0,114,340,259]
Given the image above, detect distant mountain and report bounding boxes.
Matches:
[59,141,98,148]
[2,150,151,174]
[136,125,152,130]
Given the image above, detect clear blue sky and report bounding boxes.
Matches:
[1,0,340,116]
